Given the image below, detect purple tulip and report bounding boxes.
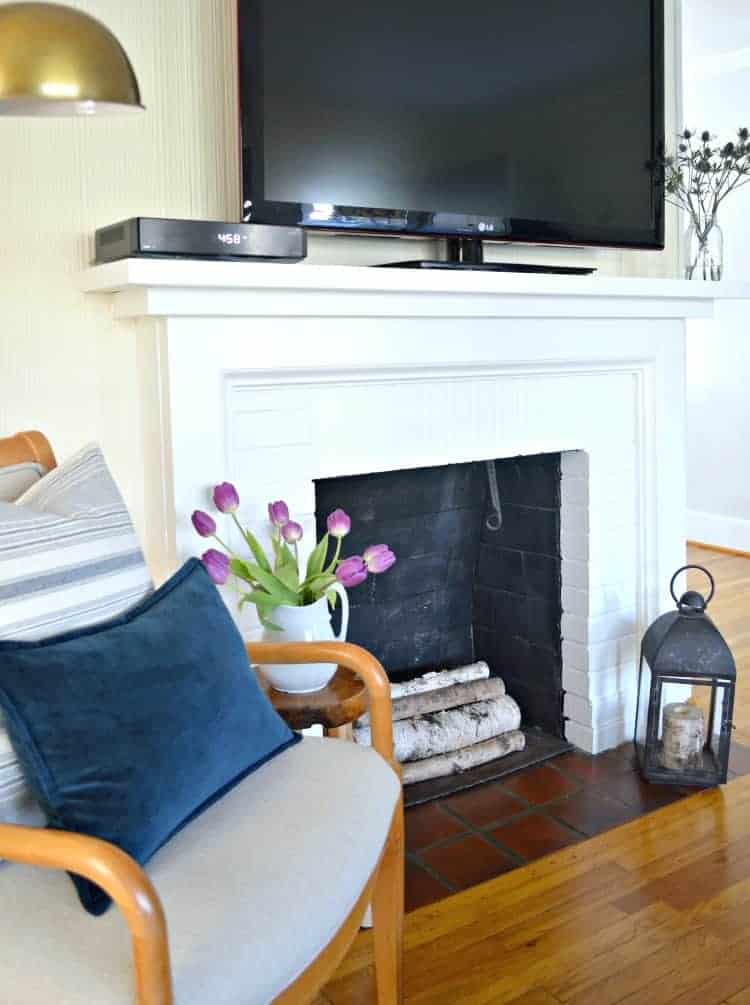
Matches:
[326,508,351,539]
[213,482,240,514]
[281,520,303,544]
[202,548,230,585]
[336,555,368,588]
[191,509,216,538]
[268,500,290,527]
[363,544,396,574]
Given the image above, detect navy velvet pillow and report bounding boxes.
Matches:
[0,558,299,915]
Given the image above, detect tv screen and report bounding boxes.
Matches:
[238,0,664,250]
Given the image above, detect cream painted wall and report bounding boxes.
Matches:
[0,0,680,552]
[683,0,750,550]
[0,0,240,538]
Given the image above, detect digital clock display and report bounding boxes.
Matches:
[217,232,244,245]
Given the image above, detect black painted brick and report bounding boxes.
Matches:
[488,456,561,508]
[479,503,560,555]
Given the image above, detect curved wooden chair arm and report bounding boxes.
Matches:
[0,430,57,471]
[247,641,396,768]
[0,823,172,1005]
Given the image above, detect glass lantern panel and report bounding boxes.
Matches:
[705,680,732,754]
[635,658,652,747]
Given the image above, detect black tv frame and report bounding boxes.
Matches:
[238,0,665,254]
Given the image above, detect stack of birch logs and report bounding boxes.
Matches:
[353,660,525,784]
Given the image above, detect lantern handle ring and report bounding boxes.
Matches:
[669,564,715,608]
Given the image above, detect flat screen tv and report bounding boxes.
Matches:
[238,0,664,256]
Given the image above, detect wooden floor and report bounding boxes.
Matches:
[325,775,750,1004]
[689,546,750,746]
[323,547,750,1004]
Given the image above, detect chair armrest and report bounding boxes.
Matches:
[0,823,172,1005]
[247,641,396,769]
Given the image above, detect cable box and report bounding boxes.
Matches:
[94,217,307,264]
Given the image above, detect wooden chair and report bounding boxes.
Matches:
[0,431,404,1005]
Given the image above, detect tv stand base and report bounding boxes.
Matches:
[378,236,595,275]
[378,260,596,276]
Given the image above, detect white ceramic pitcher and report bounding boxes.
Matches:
[258,582,350,693]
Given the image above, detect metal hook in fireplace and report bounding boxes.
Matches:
[485,460,503,531]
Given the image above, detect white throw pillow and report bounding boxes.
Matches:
[0,443,153,827]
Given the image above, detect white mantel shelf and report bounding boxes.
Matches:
[81,258,750,320]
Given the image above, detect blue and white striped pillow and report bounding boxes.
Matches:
[0,443,153,826]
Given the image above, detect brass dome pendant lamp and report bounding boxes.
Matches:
[0,2,143,115]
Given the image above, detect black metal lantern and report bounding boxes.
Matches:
[634,565,736,787]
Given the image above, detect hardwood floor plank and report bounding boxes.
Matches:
[506,992,563,1005]
[565,926,728,1005]
[666,949,750,1005]
[549,903,686,1001]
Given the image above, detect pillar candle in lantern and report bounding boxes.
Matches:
[661,702,705,772]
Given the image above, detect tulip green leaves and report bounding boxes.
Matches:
[192,486,395,630]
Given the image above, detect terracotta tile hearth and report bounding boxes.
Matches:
[404,741,750,913]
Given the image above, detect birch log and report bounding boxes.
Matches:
[354,694,522,762]
[358,677,506,726]
[390,661,490,700]
[661,702,705,771]
[402,731,526,784]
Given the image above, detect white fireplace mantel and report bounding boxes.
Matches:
[82,260,750,754]
[82,257,750,320]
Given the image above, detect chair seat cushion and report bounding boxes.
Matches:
[0,736,400,1004]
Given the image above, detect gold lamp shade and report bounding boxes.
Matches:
[0,2,143,115]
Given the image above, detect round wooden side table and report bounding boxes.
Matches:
[255,666,368,738]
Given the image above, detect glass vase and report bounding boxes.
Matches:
[684,218,723,281]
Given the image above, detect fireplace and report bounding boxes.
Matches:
[82,259,702,759]
[315,454,564,739]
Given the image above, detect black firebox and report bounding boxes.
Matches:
[315,454,564,739]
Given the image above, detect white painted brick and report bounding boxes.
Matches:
[563,581,636,618]
[562,558,588,590]
[562,609,638,646]
[561,585,589,618]
[562,666,589,697]
[566,691,632,729]
[561,450,589,476]
[561,529,588,561]
[594,719,631,754]
[566,715,632,755]
[561,613,588,644]
[562,475,588,506]
[564,693,595,727]
[587,532,638,570]
[563,663,637,700]
[560,503,588,536]
[588,581,637,616]
[564,720,595,753]
[590,610,638,644]
[563,635,637,673]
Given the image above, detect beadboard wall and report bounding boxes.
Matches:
[0,0,681,544]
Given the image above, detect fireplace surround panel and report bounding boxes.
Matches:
[79,261,724,753]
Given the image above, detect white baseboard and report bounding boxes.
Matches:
[687,509,750,554]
